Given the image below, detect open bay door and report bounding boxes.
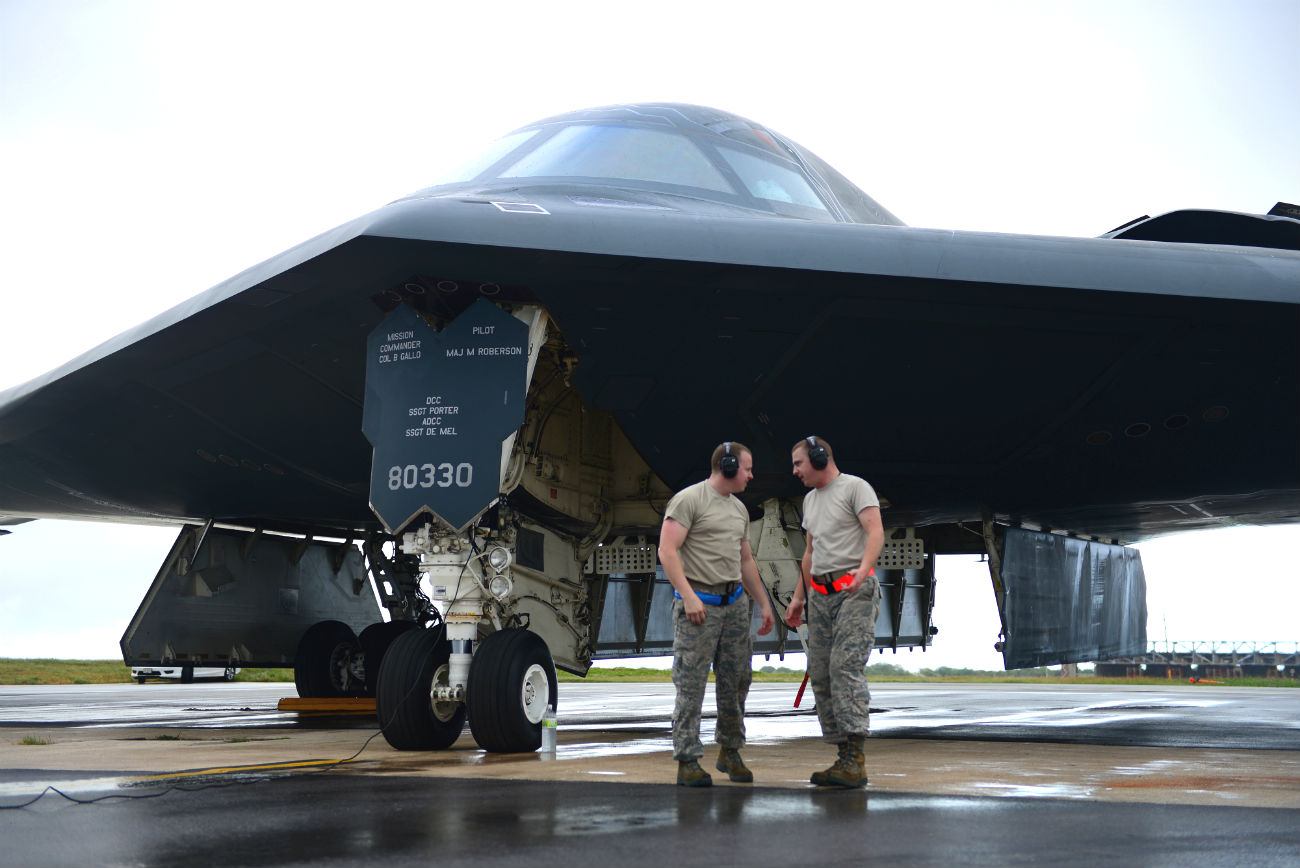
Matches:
[121,523,380,677]
[982,523,1147,669]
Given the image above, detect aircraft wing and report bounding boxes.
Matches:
[1,102,1297,546]
[4,102,1296,685]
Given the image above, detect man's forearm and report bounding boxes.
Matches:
[739,558,769,611]
[792,551,813,603]
[661,553,692,596]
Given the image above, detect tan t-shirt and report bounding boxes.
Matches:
[801,473,880,576]
[664,480,749,586]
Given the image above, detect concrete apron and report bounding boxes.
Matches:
[3,726,1296,810]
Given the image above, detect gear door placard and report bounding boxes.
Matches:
[362,300,526,534]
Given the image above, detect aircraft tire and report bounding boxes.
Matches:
[293,620,364,698]
[180,663,194,684]
[376,627,466,750]
[359,620,419,696]
[466,628,557,753]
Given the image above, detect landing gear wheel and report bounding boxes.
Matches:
[222,666,237,682]
[293,620,365,698]
[376,628,467,750]
[467,628,557,753]
[180,663,195,684]
[359,620,419,696]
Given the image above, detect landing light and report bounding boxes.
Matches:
[489,574,513,599]
[488,546,512,571]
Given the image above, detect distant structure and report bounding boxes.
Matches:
[1094,641,1298,679]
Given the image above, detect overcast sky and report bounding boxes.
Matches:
[0,0,1296,668]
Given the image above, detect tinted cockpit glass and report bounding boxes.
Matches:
[499,125,733,192]
[431,128,540,185]
[716,145,827,211]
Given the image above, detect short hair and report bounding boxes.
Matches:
[791,435,833,461]
[711,441,751,473]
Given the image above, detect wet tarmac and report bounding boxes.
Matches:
[1,681,1297,866]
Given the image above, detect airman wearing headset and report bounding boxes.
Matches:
[786,435,885,789]
[659,441,775,787]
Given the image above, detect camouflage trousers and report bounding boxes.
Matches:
[671,594,754,762]
[806,574,880,743]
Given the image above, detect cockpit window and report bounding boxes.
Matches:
[430,129,540,185]
[408,108,897,225]
[499,125,733,192]
[801,150,905,226]
[715,145,827,211]
[710,122,789,159]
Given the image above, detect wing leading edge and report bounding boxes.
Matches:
[0,103,1296,544]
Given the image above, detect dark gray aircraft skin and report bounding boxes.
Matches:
[1,103,1295,545]
[1,102,1297,698]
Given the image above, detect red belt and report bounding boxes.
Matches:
[810,568,873,594]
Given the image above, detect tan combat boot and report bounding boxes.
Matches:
[677,759,713,787]
[824,735,867,788]
[715,747,753,783]
[810,740,850,786]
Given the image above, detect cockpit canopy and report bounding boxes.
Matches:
[403,103,904,226]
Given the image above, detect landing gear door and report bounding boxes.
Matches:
[120,526,378,669]
[362,299,528,535]
[996,527,1147,669]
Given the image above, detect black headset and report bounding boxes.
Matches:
[805,436,829,470]
[720,441,739,478]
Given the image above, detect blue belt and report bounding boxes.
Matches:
[673,584,745,606]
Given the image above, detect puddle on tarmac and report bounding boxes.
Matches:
[972,782,1093,799]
